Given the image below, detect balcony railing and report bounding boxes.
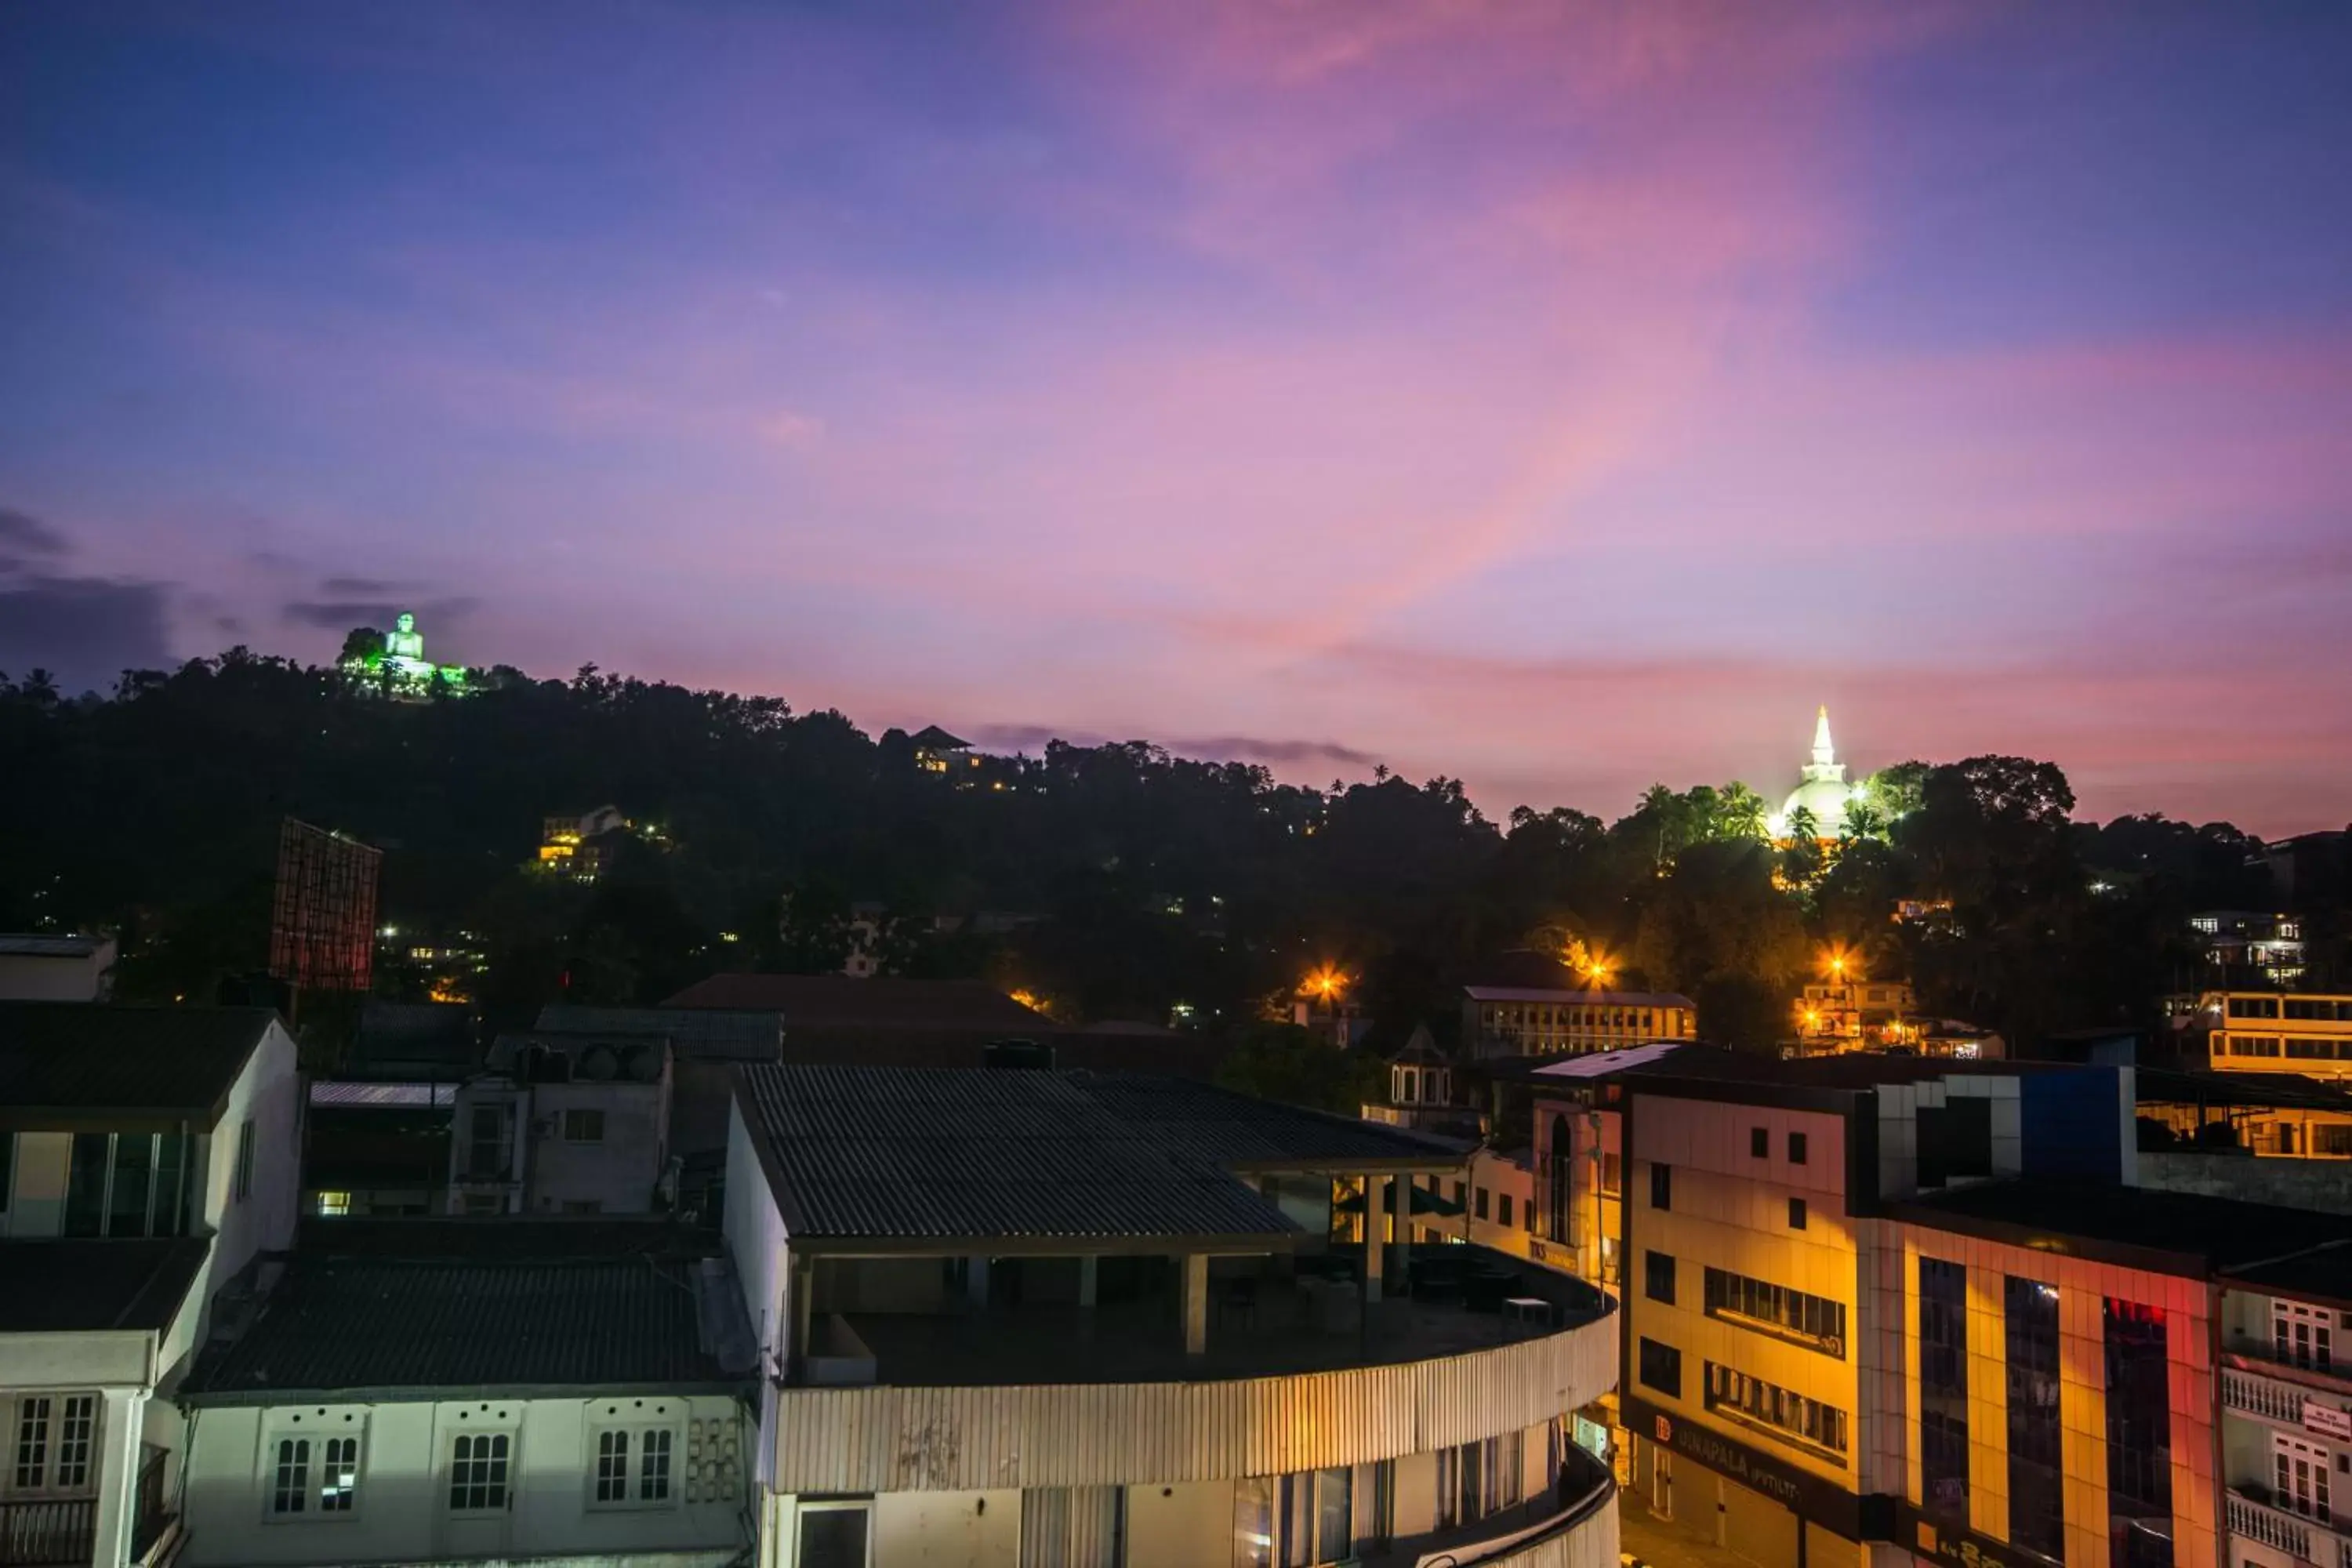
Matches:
[0,1499,95,1568]
[2227,1488,2352,1568]
[2225,1367,2311,1425]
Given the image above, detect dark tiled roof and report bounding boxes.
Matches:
[0,1239,208,1333]
[734,1065,1300,1245]
[909,725,971,750]
[294,1216,713,1258]
[666,975,1045,1032]
[0,1004,275,1122]
[1896,1179,2352,1278]
[1073,1073,1461,1169]
[2135,1066,2352,1111]
[183,1254,737,1399]
[534,1004,782,1062]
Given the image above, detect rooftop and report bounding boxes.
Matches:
[0,1003,278,1125]
[350,1000,478,1079]
[0,934,112,959]
[534,1002,782,1062]
[0,1238,208,1334]
[1893,1179,2352,1291]
[666,974,1046,1032]
[1465,985,1696,1008]
[832,1253,1607,1387]
[733,1065,1457,1250]
[185,1221,749,1400]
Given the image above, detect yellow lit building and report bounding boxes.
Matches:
[1465,985,1698,1059]
[2180,991,2352,1083]
[1532,1049,2259,1568]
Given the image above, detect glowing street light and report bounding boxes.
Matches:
[1301,965,1348,1004]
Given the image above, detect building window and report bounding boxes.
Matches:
[1497,1194,1514,1228]
[1650,1161,1671,1211]
[2274,1434,2332,1523]
[1703,1363,1849,1457]
[2276,1300,2336,1371]
[316,1191,350,1217]
[562,1108,606,1143]
[234,1119,256,1202]
[50,1397,94,1491]
[1022,1486,1123,1567]
[2005,1277,2064,1560]
[1433,1435,1523,1533]
[1788,1131,1809,1165]
[320,1436,359,1512]
[1600,1152,1622,1197]
[798,1500,873,1568]
[2229,996,2281,1019]
[1475,1188,1490,1221]
[1919,1260,1969,1520]
[563,1200,603,1215]
[448,1432,510,1512]
[1751,1127,1769,1158]
[2104,1299,2172,1568]
[1788,1198,1807,1230]
[1645,1250,1676,1305]
[595,1431,630,1504]
[1703,1267,1845,1356]
[468,1106,506,1179]
[272,1438,311,1515]
[12,1399,49,1490]
[1637,1337,1682,1398]
[639,1429,672,1502]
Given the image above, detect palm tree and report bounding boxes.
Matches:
[1716,781,1769,840]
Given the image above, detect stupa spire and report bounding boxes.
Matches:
[1811,706,1835,768]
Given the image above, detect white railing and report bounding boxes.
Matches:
[2225,1367,2309,1425]
[2226,1488,2352,1567]
[2229,1490,2310,1560]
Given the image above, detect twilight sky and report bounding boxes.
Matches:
[5,3,2350,833]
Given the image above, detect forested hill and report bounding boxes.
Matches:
[0,652,2328,1053]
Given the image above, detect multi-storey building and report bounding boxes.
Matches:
[2189,913,2307,988]
[2214,1250,2352,1568]
[2183,992,2352,1084]
[1794,978,1918,1050]
[445,1033,674,1216]
[175,1220,757,1568]
[725,1064,1623,1568]
[0,1004,301,1568]
[1465,987,1698,1060]
[1531,1045,2352,1568]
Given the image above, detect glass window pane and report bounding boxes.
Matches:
[109,1134,155,1237]
[799,1508,871,1568]
[64,1134,110,1237]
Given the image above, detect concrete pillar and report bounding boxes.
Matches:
[1363,1174,1385,1304]
[789,1254,815,1378]
[1076,1255,1098,1307]
[1181,1254,1208,1357]
[91,1388,147,1568]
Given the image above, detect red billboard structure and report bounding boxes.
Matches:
[268,818,382,996]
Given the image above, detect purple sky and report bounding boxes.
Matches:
[5,3,2350,833]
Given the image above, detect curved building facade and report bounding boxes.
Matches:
[725,1064,1624,1568]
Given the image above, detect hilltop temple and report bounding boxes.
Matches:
[1766,706,1860,840]
[337,610,470,699]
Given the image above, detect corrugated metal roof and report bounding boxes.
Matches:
[183,1255,739,1399]
[0,1239,209,1334]
[0,1003,275,1120]
[1072,1073,1461,1168]
[666,975,1046,1032]
[735,1065,1299,1244]
[310,1080,459,1108]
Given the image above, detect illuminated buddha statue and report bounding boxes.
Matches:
[385,611,426,665]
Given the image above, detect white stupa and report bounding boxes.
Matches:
[1768,706,1857,840]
